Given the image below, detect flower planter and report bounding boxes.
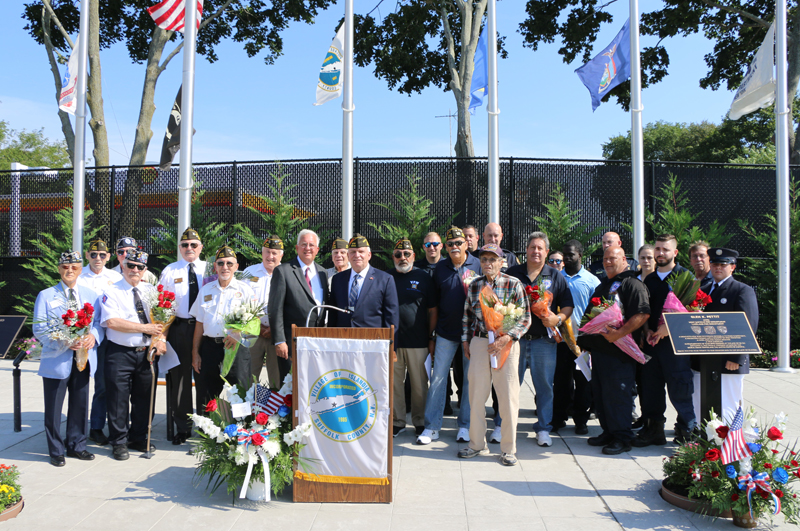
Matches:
[732,512,759,528]
[245,479,270,502]
[660,480,732,518]
[0,499,24,522]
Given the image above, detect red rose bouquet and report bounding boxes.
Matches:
[143,284,178,359]
[525,284,561,341]
[39,300,96,371]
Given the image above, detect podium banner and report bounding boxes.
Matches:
[296,336,390,480]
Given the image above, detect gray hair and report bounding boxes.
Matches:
[296,229,320,247]
[527,231,550,250]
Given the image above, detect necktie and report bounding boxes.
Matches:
[133,287,150,343]
[188,262,199,308]
[305,267,313,292]
[68,288,77,307]
[711,283,719,294]
[349,274,361,308]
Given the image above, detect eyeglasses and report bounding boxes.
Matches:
[60,265,81,271]
[181,242,200,249]
[446,241,465,247]
[125,263,146,271]
[89,252,108,259]
[116,249,129,255]
[393,251,412,259]
[423,242,441,249]
[548,259,562,265]
[480,256,500,264]
[216,261,236,268]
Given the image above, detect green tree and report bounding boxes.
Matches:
[737,181,800,351]
[13,198,102,318]
[519,1,800,161]
[0,120,71,170]
[367,170,457,268]
[728,145,777,164]
[531,184,604,256]
[234,164,329,265]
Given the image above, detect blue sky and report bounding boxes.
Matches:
[1,1,737,166]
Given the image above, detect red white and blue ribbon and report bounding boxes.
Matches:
[738,471,781,518]
[236,428,271,501]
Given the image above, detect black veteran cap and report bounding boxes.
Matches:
[88,239,109,252]
[59,251,82,265]
[394,238,413,250]
[215,246,237,260]
[331,237,348,250]
[181,228,201,242]
[262,235,284,250]
[117,236,136,250]
[445,226,465,241]
[709,248,739,264]
[125,249,148,264]
[348,234,370,249]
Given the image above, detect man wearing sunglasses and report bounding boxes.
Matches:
[413,232,445,276]
[33,251,104,467]
[158,228,208,445]
[113,237,158,285]
[190,246,256,411]
[77,239,122,447]
[100,250,166,460]
[326,237,351,286]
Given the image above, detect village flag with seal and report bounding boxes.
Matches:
[295,336,389,482]
[58,36,80,115]
[314,24,345,106]
[729,22,776,120]
[575,18,631,111]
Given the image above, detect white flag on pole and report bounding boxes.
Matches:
[314,24,345,106]
[58,39,80,115]
[729,23,776,120]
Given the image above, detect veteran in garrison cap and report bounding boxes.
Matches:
[157,228,209,445]
[242,235,285,385]
[326,237,351,287]
[691,247,759,422]
[329,234,400,331]
[190,245,257,413]
[112,236,159,284]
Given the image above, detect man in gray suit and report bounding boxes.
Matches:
[268,229,329,383]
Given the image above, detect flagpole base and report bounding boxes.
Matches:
[770,367,796,374]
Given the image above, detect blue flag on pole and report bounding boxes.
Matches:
[575,18,631,111]
[469,25,489,115]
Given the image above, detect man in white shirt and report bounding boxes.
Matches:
[190,246,256,411]
[243,235,284,385]
[158,228,208,445]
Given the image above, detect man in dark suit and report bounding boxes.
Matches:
[329,234,400,331]
[268,229,329,383]
[691,247,758,422]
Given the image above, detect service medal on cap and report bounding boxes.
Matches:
[445,226,465,241]
[263,235,284,250]
[59,251,82,265]
[331,237,348,250]
[88,239,109,252]
[181,227,201,242]
[394,238,413,250]
[125,249,148,264]
[348,234,370,248]
[116,236,136,250]
[215,245,236,260]
[478,243,503,257]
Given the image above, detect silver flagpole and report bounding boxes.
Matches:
[72,0,90,253]
[177,0,198,254]
[487,0,500,224]
[772,0,793,373]
[342,0,355,241]
[629,2,645,254]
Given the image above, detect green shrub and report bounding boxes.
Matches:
[532,184,604,256]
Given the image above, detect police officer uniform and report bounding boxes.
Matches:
[113,236,159,285]
[242,235,283,386]
[190,246,257,412]
[78,239,122,446]
[691,248,758,422]
[159,228,208,444]
[326,237,351,287]
[588,257,639,279]
[33,251,104,466]
[100,250,160,460]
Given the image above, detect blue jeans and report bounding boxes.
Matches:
[89,338,108,430]
[423,336,470,431]
[518,337,557,433]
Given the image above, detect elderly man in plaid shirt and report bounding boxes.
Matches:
[459,244,531,466]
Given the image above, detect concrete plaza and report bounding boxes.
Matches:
[1,359,799,531]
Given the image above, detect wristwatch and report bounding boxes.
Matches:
[556,315,563,327]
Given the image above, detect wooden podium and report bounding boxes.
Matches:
[291,325,394,503]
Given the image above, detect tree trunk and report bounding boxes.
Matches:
[118,28,171,238]
[41,6,75,163]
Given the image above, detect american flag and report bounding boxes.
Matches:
[252,384,284,416]
[722,406,754,465]
[147,0,204,33]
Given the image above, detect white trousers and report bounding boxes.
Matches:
[691,369,745,423]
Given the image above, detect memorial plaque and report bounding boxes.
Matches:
[0,316,27,358]
[663,312,761,356]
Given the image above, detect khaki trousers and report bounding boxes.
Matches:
[393,347,429,427]
[468,337,520,455]
[250,336,281,387]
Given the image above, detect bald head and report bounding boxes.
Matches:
[601,232,622,250]
[603,246,628,279]
[483,223,504,246]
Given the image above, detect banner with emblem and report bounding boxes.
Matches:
[314,24,345,106]
[296,336,390,482]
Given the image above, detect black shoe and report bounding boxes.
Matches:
[673,427,695,445]
[632,419,667,447]
[631,417,645,431]
[415,426,425,436]
[393,426,406,438]
[128,440,156,453]
[551,420,567,433]
[172,432,189,445]
[89,429,109,446]
[50,455,66,467]
[602,439,632,455]
[112,445,129,461]
[575,424,589,435]
[587,432,614,447]
[66,449,95,461]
